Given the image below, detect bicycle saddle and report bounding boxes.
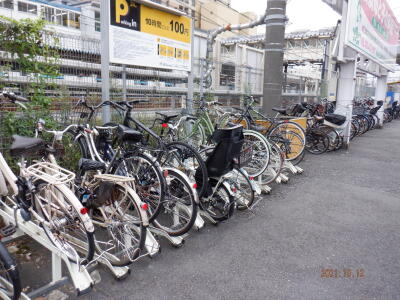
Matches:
[10,135,46,157]
[272,108,287,114]
[117,125,143,143]
[155,112,179,122]
[78,158,106,172]
[325,114,346,126]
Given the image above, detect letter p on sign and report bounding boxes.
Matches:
[116,0,129,23]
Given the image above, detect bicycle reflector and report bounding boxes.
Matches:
[162,123,168,128]
[141,203,149,210]
[163,170,169,177]
[193,183,198,189]
[80,207,88,215]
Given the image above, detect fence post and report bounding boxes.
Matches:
[101,0,111,123]
[122,65,127,102]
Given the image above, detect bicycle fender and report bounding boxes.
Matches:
[115,183,150,227]
[162,167,199,204]
[57,184,95,233]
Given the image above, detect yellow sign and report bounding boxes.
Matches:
[140,5,191,44]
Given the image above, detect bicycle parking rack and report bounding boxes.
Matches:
[0,200,93,298]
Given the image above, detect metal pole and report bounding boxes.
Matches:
[122,65,127,102]
[262,0,287,114]
[186,17,195,112]
[101,0,111,123]
[200,58,204,99]
[375,75,388,128]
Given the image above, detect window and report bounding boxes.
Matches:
[43,6,54,22]
[95,11,100,32]
[0,0,14,9]
[62,10,68,26]
[18,1,37,14]
[220,64,235,89]
[54,9,62,25]
[68,12,80,29]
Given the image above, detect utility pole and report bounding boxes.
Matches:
[262,0,287,114]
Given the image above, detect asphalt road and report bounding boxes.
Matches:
[21,121,400,300]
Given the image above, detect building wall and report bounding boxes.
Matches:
[195,0,257,38]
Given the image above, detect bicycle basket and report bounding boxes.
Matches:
[236,140,253,168]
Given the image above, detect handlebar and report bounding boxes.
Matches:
[0,92,29,109]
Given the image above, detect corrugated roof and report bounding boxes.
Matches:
[221,27,336,44]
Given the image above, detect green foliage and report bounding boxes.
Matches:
[0,17,61,169]
[0,16,60,108]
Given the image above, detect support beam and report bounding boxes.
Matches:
[336,55,356,147]
[375,75,388,128]
[262,0,287,114]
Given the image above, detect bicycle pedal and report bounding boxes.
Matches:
[0,224,17,237]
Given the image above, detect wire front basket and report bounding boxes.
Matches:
[236,140,254,168]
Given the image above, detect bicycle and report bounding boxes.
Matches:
[0,92,95,265]
[36,121,150,266]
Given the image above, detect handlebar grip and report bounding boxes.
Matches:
[3,92,29,103]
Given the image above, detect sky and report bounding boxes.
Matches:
[230,0,400,33]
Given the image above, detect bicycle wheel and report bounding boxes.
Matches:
[305,129,330,154]
[152,168,197,236]
[242,130,270,177]
[268,122,306,160]
[92,184,147,266]
[114,152,165,223]
[259,140,284,185]
[33,181,95,264]
[270,129,305,161]
[59,129,89,173]
[160,141,208,199]
[228,168,255,211]
[176,119,206,148]
[201,180,235,222]
[0,242,21,300]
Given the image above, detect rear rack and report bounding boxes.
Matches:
[25,162,75,185]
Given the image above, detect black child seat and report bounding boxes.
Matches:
[324,113,346,126]
[206,125,244,178]
[195,125,244,198]
[10,135,46,157]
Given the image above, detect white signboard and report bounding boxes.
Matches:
[345,0,400,69]
[109,0,191,71]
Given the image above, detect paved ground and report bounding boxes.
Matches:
[18,121,400,299]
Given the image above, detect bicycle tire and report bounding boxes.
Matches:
[113,152,165,223]
[92,184,147,267]
[33,181,95,264]
[160,141,208,199]
[175,119,206,148]
[230,167,255,211]
[202,180,235,222]
[268,121,306,161]
[242,130,270,177]
[0,242,21,300]
[152,168,198,236]
[259,140,284,185]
